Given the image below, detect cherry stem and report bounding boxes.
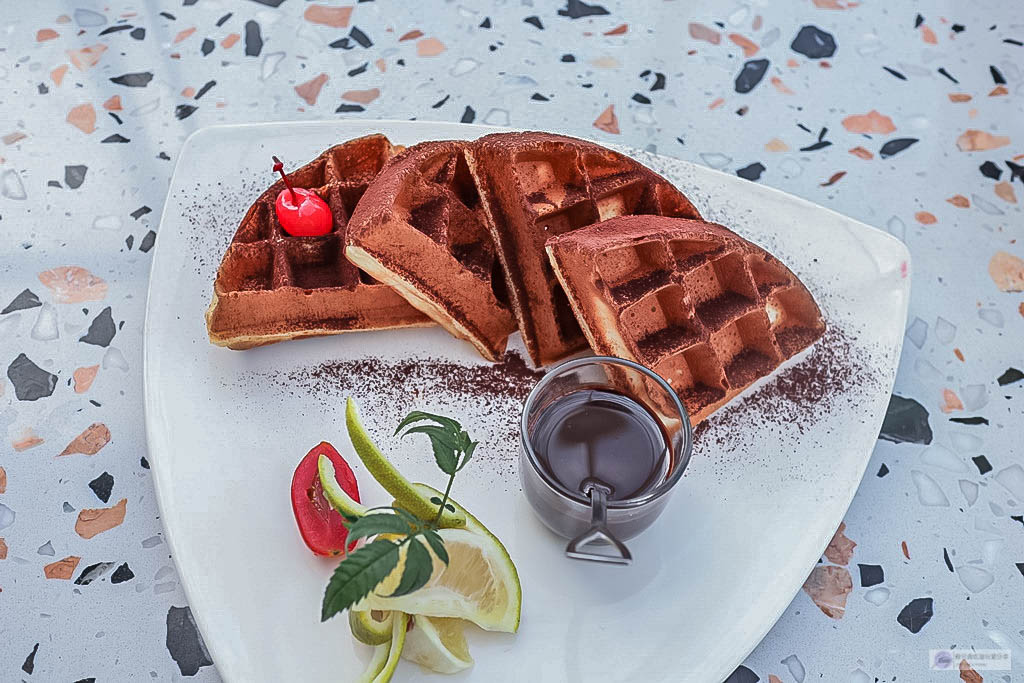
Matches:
[272,155,297,203]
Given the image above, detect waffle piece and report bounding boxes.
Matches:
[467,132,702,366]
[206,135,432,349]
[546,215,826,424]
[346,141,516,361]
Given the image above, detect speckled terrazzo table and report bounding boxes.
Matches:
[1,1,1022,681]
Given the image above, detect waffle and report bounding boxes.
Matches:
[346,141,516,361]
[546,215,826,424]
[467,132,702,366]
[206,134,432,349]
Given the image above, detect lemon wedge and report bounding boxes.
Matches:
[348,609,393,646]
[402,615,474,674]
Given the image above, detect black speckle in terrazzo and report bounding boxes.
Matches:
[877,463,890,477]
[880,138,918,158]
[176,104,199,120]
[791,25,836,59]
[432,95,450,109]
[347,62,368,76]
[524,16,544,30]
[937,67,958,83]
[479,17,491,29]
[632,93,651,104]
[997,367,1023,385]
[736,162,766,181]
[735,59,769,93]
[858,564,884,587]
[131,205,151,220]
[878,394,932,444]
[22,643,39,674]
[724,665,759,683]
[640,70,666,91]
[2,288,42,314]
[244,20,263,56]
[883,66,907,81]
[141,456,150,469]
[102,133,131,143]
[167,606,214,677]
[99,24,133,35]
[109,112,124,125]
[950,416,989,425]
[1007,161,1024,184]
[1012,515,1024,528]
[558,0,610,19]
[8,353,58,401]
[80,307,117,347]
[65,165,88,189]
[349,26,373,48]
[130,27,145,40]
[158,152,171,160]
[461,106,476,123]
[74,678,96,683]
[336,103,365,113]
[38,82,49,94]
[125,234,134,250]
[980,161,1003,180]
[110,71,154,87]
[1016,563,1024,577]
[111,562,135,584]
[201,38,214,56]
[216,13,233,27]
[159,11,175,20]
[140,230,157,253]
[195,80,216,100]
[914,14,925,28]
[561,53,575,62]
[74,561,116,586]
[943,548,954,572]
[972,455,993,475]
[897,597,934,633]
[89,472,114,503]
[531,93,549,101]
[247,0,285,6]
[990,65,1007,84]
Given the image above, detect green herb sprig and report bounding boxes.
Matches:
[320,412,476,622]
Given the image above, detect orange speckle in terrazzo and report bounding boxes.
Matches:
[948,93,972,102]
[603,24,628,36]
[728,33,759,57]
[341,88,380,104]
[375,58,387,72]
[0,466,6,494]
[920,25,937,44]
[768,676,783,683]
[813,0,854,7]
[12,429,44,452]
[941,388,964,413]
[819,61,832,68]
[995,181,1017,203]
[56,14,70,23]
[588,56,620,69]
[764,138,789,152]
[0,538,7,560]
[74,365,99,393]
[901,541,910,559]
[849,146,873,160]
[416,37,446,57]
[67,103,96,134]
[3,132,27,145]
[946,194,969,207]
[820,171,846,187]
[44,556,81,579]
[50,64,69,86]
[988,251,1024,292]
[915,211,937,225]
[592,104,619,134]
[399,29,424,42]
[76,499,127,539]
[989,85,1008,97]
[954,348,964,362]
[709,97,724,110]
[181,86,195,98]
[688,23,721,45]
[770,77,795,95]
[956,129,1010,151]
[786,58,800,68]
[303,4,352,28]
[841,110,896,135]
[102,95,122,111]
[36,28,58,41]
[66,44,107,71]
[752,15,763,31]
[802,565,852,619]
[294,73,329,105]
[959,660,983,683]
[174,27,196,43]
[38,266,108,303]
[220,33,240,49]
[824,522,856,565]
[60,423,111,456]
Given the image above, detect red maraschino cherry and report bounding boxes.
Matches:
[272,155,333,236]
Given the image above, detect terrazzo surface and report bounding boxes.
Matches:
[1,1,1022,681]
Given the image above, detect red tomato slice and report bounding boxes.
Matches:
[291,441,360,556]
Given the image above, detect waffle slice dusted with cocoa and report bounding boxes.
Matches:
[346,141,517,361]
[546,215,826,424]
[467,132,702,366]
[206,134,432,349]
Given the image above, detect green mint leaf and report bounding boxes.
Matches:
[394,411,463,436]
[456,441,478,471]
[321,539,400,621]
[401,424,460,475]
[344,513,414,544]
[385,537,434,598]
[391,506,424,529]
[421,529,449,566]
